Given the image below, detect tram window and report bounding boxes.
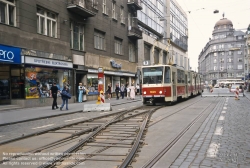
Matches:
[142,67,163,84]
[164,67,171,83]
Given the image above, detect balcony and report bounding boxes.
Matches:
[67,0,96,17]
[128,26,142,39]
[127,0,142,11]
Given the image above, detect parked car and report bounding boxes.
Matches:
[230,85,242,93]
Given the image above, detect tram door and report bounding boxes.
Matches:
[185,74,188,97]
[172,72,176,101]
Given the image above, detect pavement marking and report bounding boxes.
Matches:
[118,108,125,111]
[32,124,54,130]
[219,116,225,121]
[223,107,227,109]
[222,111,226,113]
[207,142,220,157]
[64,117,87,122]
[214,127,223,135]
[100,112,110,114]
[0,135,5,138]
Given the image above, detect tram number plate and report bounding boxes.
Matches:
[150,91,156,93]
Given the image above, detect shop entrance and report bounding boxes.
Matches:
[0,65,10,105]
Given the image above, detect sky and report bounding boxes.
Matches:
[176,0,250,71]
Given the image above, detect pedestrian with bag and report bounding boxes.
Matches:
[115,83,120,100]
[106,84,111,100]
[120,84,125,99]
[50,82,59,110]
[60,86,70,110]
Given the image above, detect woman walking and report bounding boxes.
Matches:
[78,83,84,103]
[129,84,136,100]
[60,86,70,111]
[107,84,111,100]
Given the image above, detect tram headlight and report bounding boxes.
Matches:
[143,91,146,94]
[159,91,162,94]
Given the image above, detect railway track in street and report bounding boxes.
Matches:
[0,96,207,168]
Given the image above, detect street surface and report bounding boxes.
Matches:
[0,90,250,168]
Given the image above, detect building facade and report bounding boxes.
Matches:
[0,0,140,107]
[136,0,189,77]
[198,18,245,86]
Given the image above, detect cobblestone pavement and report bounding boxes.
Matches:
[170,96,250,168]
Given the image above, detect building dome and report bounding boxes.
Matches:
[214,18,233,28]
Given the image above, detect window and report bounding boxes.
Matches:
[227,73,233,77]
[220,58,224,63]
[37,7,57,38]
[214,66,217,70]
[238,51,242,55]
[120,7,125,24]
[102,0,107,14]
[214,52,217,56]
[0,0,16,26]
[214,59,217,63]
[228,58,233,63]
[70,22,84,51]
[129,43,135,62]
[92,0,98,9]
[221,52,224,56]
[220,66,224,71]
[229,51,233,55]
[114,37,123,55]
[238,58,243,62]
[94,30,106,50]
[238,36,242,40]
[236,73,243,77]
[238,65,243,69]
[112,2,116,19]
[227,64,233,70]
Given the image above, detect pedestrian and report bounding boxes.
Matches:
[120,84,125,99]
[78,83,84,103]
[50,82,59,110]
[60,86,70,110]
[136,83,140,95]
[234,87,240,100]
[239,84,244,97]
[129,84,136,100]
[115,83,120,100]
[125,82,129,97]
[126,83,130,100]
[106,84,111,100]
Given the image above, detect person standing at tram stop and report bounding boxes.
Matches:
[50,82,59,110]
[78,83,84,103]
[129,84,136,100]
[115,83,120,100]
[106,84,111,100]
[136,83,140,95]
[120,84,125,99]
[60,86,69,110]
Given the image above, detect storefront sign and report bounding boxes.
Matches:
[0,45,21,64]
[25,56,73,68]
[110,60,122,69]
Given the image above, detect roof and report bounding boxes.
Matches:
[214,18,233,27]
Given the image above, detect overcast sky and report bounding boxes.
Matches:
[176,0,250,71]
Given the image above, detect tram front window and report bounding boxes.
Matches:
[142,67,163,84]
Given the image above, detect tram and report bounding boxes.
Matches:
[141,64,204,105]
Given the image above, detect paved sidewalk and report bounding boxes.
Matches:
[0,96,142,125]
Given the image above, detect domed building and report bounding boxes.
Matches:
[198,17,245,86]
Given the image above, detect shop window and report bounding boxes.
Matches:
[25,66,72,99]
[87,74,98,95]
[37,7,57,38]
[71,22,84,51]
[0,0,16,26]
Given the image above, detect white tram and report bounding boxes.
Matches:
[141,64,204,105]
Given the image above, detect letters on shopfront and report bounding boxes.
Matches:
[110,60,122,69]
[0,45,21,64]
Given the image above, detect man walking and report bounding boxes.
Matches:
[115,83,120,100]
[50,82,59,110]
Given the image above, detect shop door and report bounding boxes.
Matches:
[0,65,10,105]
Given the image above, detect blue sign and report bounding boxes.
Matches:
[0,45,21,64]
